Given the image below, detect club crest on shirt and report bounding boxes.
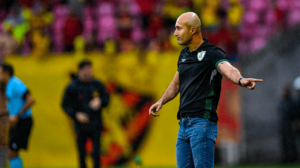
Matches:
[197,51,206,61]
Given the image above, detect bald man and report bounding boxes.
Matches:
[149,12,263,168]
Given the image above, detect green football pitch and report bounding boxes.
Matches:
[2,165,300,168]
[121,165,300,168]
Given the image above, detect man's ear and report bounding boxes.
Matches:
[190,27,196,35]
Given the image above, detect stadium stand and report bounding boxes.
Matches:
[1,0,299,59]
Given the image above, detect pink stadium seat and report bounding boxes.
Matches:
[265,10,276,27]
[131,27,144,43]
[237,40,248,55]
[256,26,272,39]
[83,16,95,38]
[243,11,259,25]
[250,37,267,52]
[289,0,300,10]
[53,18,66,32]
[248,0,268,11]
[97,16,118,43]
[96,2,115,16]
[130,18,143,42]
[84,6,93,18]
[240,24,258,40]
[21,36,31,55]
[51,5,71,53]
[277,0,290,11]
[53,37,64,53]
[120,0,141,16]
[240,0,249,10]
[52,18,66,52]
[53,5,69,18]
[287,9,300,27]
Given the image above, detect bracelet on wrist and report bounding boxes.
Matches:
[238,78,243,86]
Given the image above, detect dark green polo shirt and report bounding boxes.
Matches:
[177,38,228,121]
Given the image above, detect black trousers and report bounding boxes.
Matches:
[76,129,101,168]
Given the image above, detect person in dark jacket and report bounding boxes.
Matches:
[279,86,297,163]
[62,60,109,168]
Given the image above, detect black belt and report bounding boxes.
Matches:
[180,114,203,119]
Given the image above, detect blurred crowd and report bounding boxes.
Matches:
[0,0,300,60]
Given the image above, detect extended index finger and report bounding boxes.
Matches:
[250,79,263,82]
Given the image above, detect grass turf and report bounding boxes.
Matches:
[1,165,300,168]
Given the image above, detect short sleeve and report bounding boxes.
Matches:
[177,51,183,72]
[7,82,27,98]
[16,83,28,97]
[211,49,229,69]
[22,90,30,100]
[177,55,180,70]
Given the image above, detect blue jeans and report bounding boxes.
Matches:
[176,117,218,168]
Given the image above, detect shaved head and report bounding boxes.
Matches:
[174,12,202,46]
[177,12,201,32]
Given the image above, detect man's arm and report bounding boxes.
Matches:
[99,82,109,108]
[149,71,180,116]
[9,92,35,126]
[62,86,77,119]
[16,92,35,118]
[217,61,263,90]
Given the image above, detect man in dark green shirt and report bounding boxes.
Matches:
[149,12,263,168]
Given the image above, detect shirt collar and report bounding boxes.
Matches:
[186,38,210,53]
[7,76,15,86]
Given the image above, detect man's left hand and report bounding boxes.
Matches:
[240,78,263,90]
[89,97,102,111]
[9,115,19,127]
